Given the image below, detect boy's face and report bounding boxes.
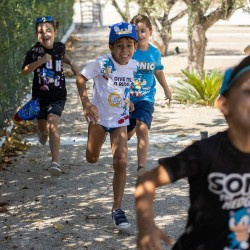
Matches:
[218,72,250,129]
[136,22,152,47]
[109,37,137,65]
[36,22,57,49]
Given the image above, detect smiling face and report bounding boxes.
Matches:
[36,22,57,49]
[109,37,137,65]
[218,72,250,130]
[135,22,152,50]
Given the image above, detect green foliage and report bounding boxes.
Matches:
[0,0,74,129]
[173,69,224,106]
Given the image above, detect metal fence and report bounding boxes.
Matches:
[80,0,102,26]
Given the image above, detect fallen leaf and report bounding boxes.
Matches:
[0,202,9,213]
[154,143,167,148]
[53,222,64,230]
[177,134,187,137]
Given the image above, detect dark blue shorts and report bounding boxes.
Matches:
[102,126,116,133]
[37,100,65,120]
[127,100,154,132]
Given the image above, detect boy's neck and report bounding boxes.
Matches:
[228,129,250,153]
[138,43,149,51]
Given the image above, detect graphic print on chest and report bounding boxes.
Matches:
[208,173,250,210]
[38,59,62,91]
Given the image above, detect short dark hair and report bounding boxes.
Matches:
[130,14,152,31]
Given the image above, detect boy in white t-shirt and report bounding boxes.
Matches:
[76,22,138,230]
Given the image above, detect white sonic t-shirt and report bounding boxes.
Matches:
[81,54,138,128]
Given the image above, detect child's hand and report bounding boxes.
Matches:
[137,225,175,250]
[129,102,134,112]
[84,103,99,124]
[40,53,52,64]
[165,90,172,107]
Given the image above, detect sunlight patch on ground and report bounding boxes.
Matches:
[24,133,202,146]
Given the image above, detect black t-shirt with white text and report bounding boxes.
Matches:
[22,42,66,105]
[159,131,250,250]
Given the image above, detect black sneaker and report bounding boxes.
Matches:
[112,209,130,230]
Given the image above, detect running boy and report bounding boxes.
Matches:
[76,22,138,229]
[21,16,78,176]
[135,55,250,249]
[128,14,172,175]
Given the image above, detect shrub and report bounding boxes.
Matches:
[172,69,224,106]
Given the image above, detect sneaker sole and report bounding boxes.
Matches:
[48,167,62,177]
[115,222,131,230]
[38,139,47,146]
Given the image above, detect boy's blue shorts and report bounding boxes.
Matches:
[127,100,154,132]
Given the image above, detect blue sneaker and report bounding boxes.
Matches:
[112,209,130,230]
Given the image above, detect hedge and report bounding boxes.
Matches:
[0,0,75,129]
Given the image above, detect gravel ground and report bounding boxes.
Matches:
[0,25,228,250]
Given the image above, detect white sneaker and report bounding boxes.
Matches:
[48,162,62,177]
[37,130,48,146]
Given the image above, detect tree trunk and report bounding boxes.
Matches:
[184,0,238,75]
[187,22,207,75]
[161,27,172,56]
[151,19,172,56]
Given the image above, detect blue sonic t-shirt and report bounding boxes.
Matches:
[130,44,164,104]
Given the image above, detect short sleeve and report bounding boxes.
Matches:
[81,60,101,80]
[22,50,36,70]
[153,47,164,71]
[159,141,204,182]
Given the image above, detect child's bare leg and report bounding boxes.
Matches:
[37,119,48,144]
[110,127,128,211]
[127,127,136,140]
[136,120,149,172]
[47,114,60,163]
[86,123,106,163]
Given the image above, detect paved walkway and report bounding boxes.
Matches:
[0,25,230,250]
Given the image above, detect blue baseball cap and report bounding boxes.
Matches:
[109,22,138,44]
[220,64,250,95]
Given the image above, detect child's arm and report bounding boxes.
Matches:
[135,164,175,249]
[155,70,172,100]
[64,53,79,76]
[76,74,99,123]
[129,102,134,112]
[21,53,52,75]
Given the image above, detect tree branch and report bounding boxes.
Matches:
[202,0,238,30]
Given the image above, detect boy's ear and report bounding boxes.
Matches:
[109,44,114,53]
[217,95,230,116]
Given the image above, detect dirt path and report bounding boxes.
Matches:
[0,25,228,250]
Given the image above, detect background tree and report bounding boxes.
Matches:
[111,0,131,21]
[183,0,243,75]
[137,0,187,56]
[110,0,246,74]
[111,0,187,56]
